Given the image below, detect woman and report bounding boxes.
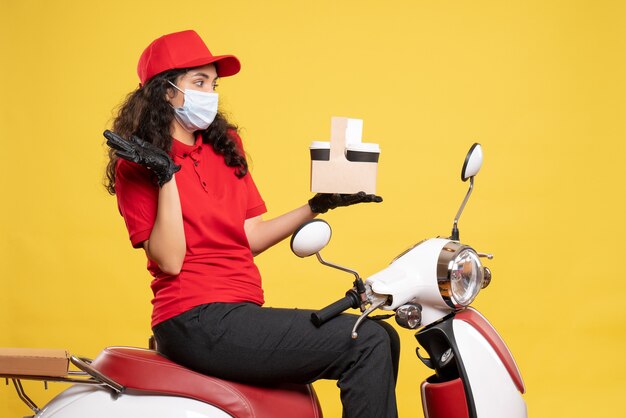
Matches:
[104,29,399,418]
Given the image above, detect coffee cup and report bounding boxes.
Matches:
[309,141,331,161]
[346,143,380,163]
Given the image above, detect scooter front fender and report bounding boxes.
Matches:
[453,309,526,417]
[418,308,527,418]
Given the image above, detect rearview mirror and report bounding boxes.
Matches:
[290,220,332,258]
[461,143,483,181]
[452,143,484,240]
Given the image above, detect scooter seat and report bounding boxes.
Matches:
[90,347,323,418]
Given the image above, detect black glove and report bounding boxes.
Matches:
[308,192,383,214]
[104,130,181,187]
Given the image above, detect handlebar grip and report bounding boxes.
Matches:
[311,290,360,327]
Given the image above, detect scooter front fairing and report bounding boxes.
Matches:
[418,308,526,418]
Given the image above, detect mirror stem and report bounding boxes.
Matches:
[451,177,474,241]
[316,253,367,308]
[451,224,460,241]
[315,253,361,282]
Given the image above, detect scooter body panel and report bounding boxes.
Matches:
[455,308,525,393]
[36,385,232,418]
[418,308,526,418]
[452,312,526,417]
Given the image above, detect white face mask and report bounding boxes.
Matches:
[168,81,218,132]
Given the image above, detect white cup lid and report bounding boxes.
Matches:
[346,142,380,153]
[309,141,331,150]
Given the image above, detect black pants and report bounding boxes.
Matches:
[153,302,399,418]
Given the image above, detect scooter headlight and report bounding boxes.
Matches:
[437,242,484,308]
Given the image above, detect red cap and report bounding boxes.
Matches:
[137,30,241,84]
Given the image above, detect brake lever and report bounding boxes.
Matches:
[351,298,387,339]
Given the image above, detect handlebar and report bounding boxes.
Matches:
[311,290,360,327]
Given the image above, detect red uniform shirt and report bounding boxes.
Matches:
[115,132,267,327]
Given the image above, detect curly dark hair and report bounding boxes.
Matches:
[104,68,248,195]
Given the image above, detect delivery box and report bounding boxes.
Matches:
[0,347,70,377]
[310,117,380,194]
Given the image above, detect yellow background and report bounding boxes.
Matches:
[1,0,625,416]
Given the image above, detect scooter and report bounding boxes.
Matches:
[1,143,526,418]
[290,143,526,418]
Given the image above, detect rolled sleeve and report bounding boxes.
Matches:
[115,159,158,248]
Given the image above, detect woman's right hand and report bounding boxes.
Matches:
[308,192,383,214]
[104,130,180,187]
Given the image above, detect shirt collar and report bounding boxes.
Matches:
[171,134,203,158]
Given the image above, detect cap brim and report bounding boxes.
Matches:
[180,54,241,77]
